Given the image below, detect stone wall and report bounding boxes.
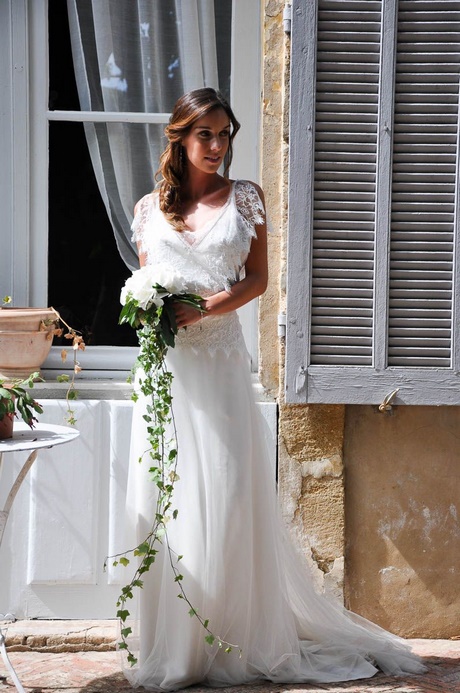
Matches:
[259,0,460,638]
[260,0,347,600]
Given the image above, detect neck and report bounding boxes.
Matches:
[181,171,224,203]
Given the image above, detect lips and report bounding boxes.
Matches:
[205,156,220,163]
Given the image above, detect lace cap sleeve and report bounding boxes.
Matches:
[234,180,266,238]
[131,193,155,245]
[131,193,156,256]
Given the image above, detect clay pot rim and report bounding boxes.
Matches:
[0,329,55,335]
[0,307,57,313]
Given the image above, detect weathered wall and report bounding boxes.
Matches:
[344,405,460,638]
[260,0,347,600]
[260,0,460,638]
[259,0,284,394]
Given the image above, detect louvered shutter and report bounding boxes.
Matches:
[286,0,460,405]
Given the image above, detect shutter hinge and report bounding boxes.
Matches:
[283,3,292,34]
[277,312,287,338]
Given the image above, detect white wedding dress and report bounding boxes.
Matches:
[123,180,424,691]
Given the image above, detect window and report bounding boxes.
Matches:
[1,0,261,376]
[286,0,460,405]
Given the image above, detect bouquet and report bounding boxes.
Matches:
[114,265,236,664]
[119,263,204,350]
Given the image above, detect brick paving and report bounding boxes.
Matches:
[0,623,458,692]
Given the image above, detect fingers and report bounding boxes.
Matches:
[174,304,202,328]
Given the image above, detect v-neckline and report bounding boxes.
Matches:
[176,181,236,249]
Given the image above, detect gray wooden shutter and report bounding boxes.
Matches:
[286,0,460,405]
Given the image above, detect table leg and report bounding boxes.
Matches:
[0,449,39,692]
[0,627,25,693]
[0,449,38,549]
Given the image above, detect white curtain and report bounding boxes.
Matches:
[67,0,220,270]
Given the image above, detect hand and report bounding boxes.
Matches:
[173,301,204,329]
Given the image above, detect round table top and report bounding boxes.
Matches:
[0,423,80,453]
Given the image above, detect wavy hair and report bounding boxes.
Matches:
[156,88,240,230]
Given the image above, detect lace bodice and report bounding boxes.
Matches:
[131,180,266,353]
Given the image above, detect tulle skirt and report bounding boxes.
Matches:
[122,319,425,691]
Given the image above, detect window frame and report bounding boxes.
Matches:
[2,0,261,375]
[285,0,460,406]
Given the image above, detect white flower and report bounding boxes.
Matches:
[152,264,187,294]
[120,266,162,310]
[120,264,186,310]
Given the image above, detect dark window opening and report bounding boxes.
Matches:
[48,0,137,346]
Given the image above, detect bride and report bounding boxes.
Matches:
[123,87,425,691]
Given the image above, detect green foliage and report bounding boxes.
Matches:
[0,372,43,428]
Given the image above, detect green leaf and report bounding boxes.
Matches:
[117,609,130,622]
[119,556,130,567]
[121,627,132,638]
[205,634,216,646]
[135,542,150,555]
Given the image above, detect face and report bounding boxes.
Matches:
[181,107,231,175]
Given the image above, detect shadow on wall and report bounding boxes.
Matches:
[344,404,460,639]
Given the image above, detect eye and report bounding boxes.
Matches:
[198,130,211,138]
[220,130,230,138]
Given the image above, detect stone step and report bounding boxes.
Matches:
[1,619,118,653]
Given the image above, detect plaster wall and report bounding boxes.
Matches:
[344,405,460,638]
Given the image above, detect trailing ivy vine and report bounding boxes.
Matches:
[105,265,239,665]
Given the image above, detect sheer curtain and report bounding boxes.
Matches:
[67,0,220,270]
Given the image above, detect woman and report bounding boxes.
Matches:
[124,88,424,691]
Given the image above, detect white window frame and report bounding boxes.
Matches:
[2,0,261,376]
[286,0,460,406]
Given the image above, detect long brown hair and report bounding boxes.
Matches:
[156,88,240,230]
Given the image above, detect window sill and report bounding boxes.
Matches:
[32,379,133,400]
[33,375,276,403]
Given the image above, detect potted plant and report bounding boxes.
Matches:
[0,372,43,440]
[0,297,85,425]
[0,297,59,379]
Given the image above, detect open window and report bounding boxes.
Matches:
[1,0,261,377]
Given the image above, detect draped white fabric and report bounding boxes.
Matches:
[66,0,220,270]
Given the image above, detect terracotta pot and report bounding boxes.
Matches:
[0,307,58,379]
[0,411,14,440]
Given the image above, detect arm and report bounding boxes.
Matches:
[174,184,268,329]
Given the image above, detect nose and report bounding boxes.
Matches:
[210,136,223,152]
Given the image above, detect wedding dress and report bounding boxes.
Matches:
[123,180,424,691]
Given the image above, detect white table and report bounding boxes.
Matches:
[0,423,80,692]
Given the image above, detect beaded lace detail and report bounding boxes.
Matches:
[130,180,265,354]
